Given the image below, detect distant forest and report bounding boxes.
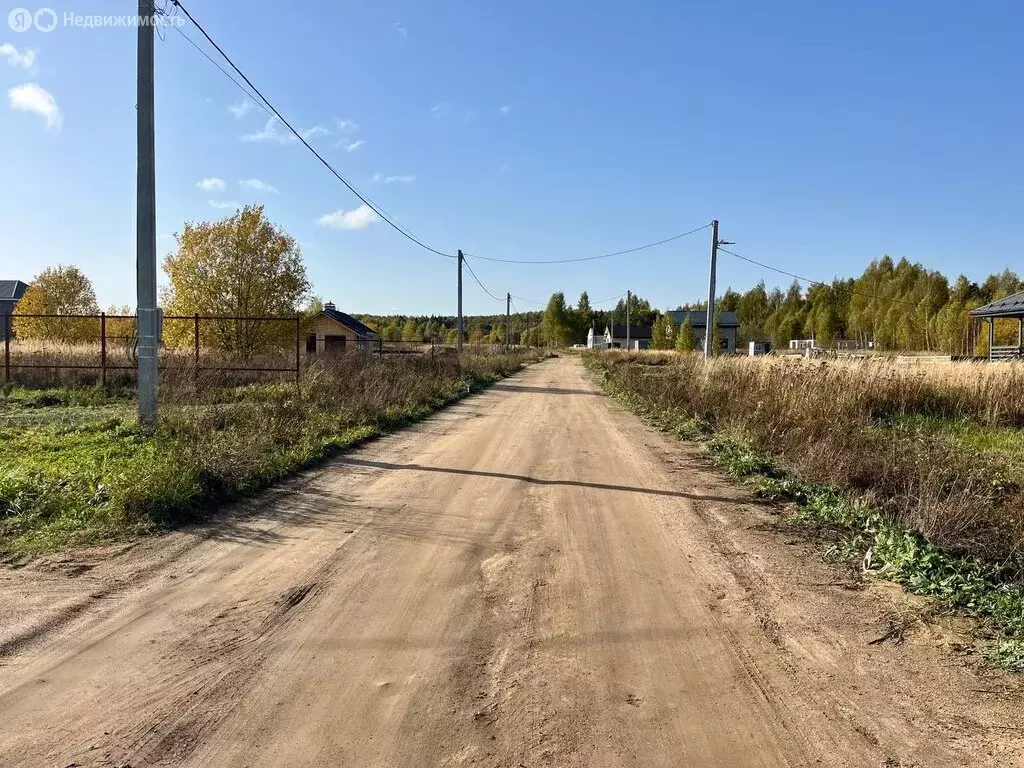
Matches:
[357,256,1023,354]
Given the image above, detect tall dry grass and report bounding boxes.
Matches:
[591,352,1024,565]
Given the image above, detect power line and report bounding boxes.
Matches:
[462,257,505,303]
[166,21,268,117]
[509,294,547,307]
[464,223,712,265]
[718,247,919,309]
[169,0,454,260]
[591,292,627,305]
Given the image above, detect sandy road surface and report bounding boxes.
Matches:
[2,356,1023,767]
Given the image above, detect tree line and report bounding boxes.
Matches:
[9,203,1022,356]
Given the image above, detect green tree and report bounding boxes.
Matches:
[676,317,697,352]
[542,292,573,347]
[574,291,593,341]
[401,319,422,342]
[651,314,671,349]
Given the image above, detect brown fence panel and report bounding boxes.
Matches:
[3,312,304,388]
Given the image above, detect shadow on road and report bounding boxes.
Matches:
[338,458,739,503]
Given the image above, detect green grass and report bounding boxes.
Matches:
[1,353,539,556]
[587,356,1024,672]
[876,413,1024,472]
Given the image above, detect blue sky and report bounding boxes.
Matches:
[1,0,1021,315]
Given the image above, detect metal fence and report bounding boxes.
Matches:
[2,313,523,387]
[3,312,303,386]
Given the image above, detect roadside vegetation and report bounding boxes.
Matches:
[1,352,540,556]
[585,351,1024,667]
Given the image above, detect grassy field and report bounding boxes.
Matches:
[1,352,541,556]
[585,351,1024,667]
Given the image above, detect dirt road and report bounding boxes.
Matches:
[1,356,1022,767]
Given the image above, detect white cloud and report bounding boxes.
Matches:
[197,177,226,192]
[239,178,278,193]
[317,204,378,230]
[0,43,37,69]
[335,118,359,133]
[430,102,450,118]
[499,104,512,115]
[8,83,61,131]
[242,116,329,143]
[302,125,330,140]
[344,139,366,152]
[373,174,415,184]
[209,200,241,209]
[227,99,254,118]
[394,22,408,39]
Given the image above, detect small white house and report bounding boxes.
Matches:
[586,327,609,349]
[748,341,772,356]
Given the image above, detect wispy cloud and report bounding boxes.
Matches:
[343,139,366,152]
[302,125,330,140]
[499,104,512,115]
[239,178,278,193]
[317,204,378,230]
[0,43,37,69]
[373,173,415,184]
[209,200,241,210]
[335,118,359,133]
[242,116,330,143]
[394,21,408,40]
[8,83,61,131]
[197,177,226,192]
[227,99,254,118]
[430,102,450,118]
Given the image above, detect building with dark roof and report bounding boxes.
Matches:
[0,280,29,339]
[306,301,378,354]
[667,310,740,353]
[970,291,1024,360]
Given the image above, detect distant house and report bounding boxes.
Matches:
[306,301,378,354]
[602,324,653,350]
[667,310,740,354]
[0,280,29,339]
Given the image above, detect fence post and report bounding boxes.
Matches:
[100,312,107,387]
[295,314,301,389]
[3,313,10,386]
[193,313,200,370]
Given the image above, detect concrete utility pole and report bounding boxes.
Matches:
[457,250,464,354]
[704,220,719,359]
[626,290,631,350]
[137,0,158,426]
[505,292,511,351]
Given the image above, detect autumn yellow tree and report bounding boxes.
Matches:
[14,265,100,343]
[162,205,311,357]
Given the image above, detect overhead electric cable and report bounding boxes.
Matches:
[169,0,455,259]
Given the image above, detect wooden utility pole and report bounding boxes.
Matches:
[137,0,158,425]
[505,292,511,351]
[704,220,719,358]
[626,290,631,350]
[457,250,464,354]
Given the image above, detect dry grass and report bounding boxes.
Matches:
[589,352,1024,566]
[1,351,543,554]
